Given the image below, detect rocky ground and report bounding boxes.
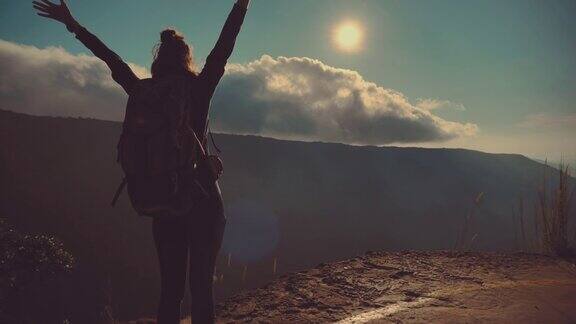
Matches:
[212,251,576,323]
[128,251,576,323]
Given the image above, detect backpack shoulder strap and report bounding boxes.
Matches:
[110,177,127,207]
[205,118,222,155]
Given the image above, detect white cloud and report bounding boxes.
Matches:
[0,39,149,121]
[416,98,466,111]
[213,55,477,144]
[518,113,576,129]
[0,40,478,145]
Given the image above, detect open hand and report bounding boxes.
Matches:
[33,0,75,26]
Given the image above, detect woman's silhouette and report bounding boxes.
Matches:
[33,0,250,323]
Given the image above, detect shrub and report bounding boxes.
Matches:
[0,218,74,322]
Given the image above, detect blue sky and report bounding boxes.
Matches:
[1,0,575,160]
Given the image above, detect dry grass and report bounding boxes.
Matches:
[454,192,484,251]
[535,163,574,256]
[512,196,532,252]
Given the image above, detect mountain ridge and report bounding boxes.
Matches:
[0,108,530,160]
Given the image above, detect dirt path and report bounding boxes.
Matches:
[215,251,576,323]
[338,276,576,323]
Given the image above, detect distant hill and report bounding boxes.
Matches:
[0,109,570,323]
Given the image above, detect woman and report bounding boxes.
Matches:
[32,0,250,323]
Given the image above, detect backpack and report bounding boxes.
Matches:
[110,75,220,217]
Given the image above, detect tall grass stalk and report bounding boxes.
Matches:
[536,163,574,256]
[454,192,484,251]
[512,196,528,252]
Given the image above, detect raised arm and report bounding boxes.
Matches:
[237,0,251,10]
[33,0,138,94]
[199,0,249,95]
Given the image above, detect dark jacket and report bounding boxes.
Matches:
[73,3,247,139]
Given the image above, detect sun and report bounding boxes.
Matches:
[333,21,364,53]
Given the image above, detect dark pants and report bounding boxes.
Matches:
[153,182,226,324]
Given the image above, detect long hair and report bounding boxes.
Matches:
[151,28,197,78]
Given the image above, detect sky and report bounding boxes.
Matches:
[1,0,575,162]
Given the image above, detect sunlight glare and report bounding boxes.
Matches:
[333,21,364,53]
